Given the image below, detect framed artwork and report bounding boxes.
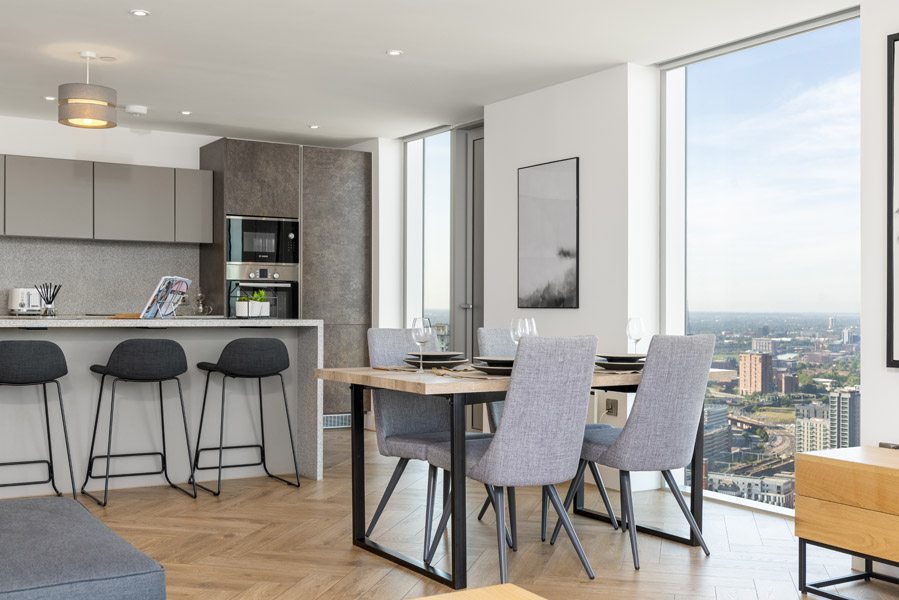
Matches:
[518,157,579,308]
[888,33,899,366]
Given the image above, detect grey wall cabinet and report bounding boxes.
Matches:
[175,168,213,243]
[5,155,94,239]
[94,163,175,242]
[219,139,300,218]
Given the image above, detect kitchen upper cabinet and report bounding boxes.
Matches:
[5,155,94,239]
[94,163,175,242]
[223,139,299,218]
[175,168,213,243]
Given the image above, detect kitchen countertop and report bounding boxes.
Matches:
[0,316,323,329]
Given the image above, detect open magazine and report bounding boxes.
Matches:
[140,276,192,319]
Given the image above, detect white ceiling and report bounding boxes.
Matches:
[0,0,855,146]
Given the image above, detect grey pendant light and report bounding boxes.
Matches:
[58,51,117,129]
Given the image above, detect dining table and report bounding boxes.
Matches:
[315,364,736,589]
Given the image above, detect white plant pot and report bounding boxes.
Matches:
[249,300,269,318]
[235,302,249,318]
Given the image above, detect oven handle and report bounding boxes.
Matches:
[236,282,293,288]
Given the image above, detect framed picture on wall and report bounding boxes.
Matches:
[888,33,899,366]
[517,157,579,308]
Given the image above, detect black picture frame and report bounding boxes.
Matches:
[517,157,579,309]
[888,33,899,367]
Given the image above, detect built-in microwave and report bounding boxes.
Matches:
[226,215,298,264]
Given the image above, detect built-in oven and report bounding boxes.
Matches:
[226,263,299,319]
[226,215,299,264]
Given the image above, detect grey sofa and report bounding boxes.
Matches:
[0,497,164,599]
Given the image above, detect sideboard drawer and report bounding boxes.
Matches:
[795,495,899,562]
[796,448,899,515]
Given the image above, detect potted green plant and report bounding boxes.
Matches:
[235,293,250,318]
[249,289,270,317]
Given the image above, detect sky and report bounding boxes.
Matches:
[422,131,452,318]
[686,19,861,314]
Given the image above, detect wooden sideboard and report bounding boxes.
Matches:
[796,446,899,599]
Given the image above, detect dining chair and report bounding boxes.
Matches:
[550,334,716,570]
[477,326,612,543]
[366,328,490,561]
[424,335,598,583]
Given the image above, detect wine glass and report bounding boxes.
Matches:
[510,318,529,345]
[626,317,645,353]
[411,318,433,373]
[525,317,538,337]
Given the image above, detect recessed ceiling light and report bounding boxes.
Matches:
[386,49,404,57]
[308,124,320,129]
[129,9,151,17]
[125,104,148,116]
[44,96,56,101]
[99,56,117,62]
[180,110,192,116]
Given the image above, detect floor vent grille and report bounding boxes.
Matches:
[323,413,351,429]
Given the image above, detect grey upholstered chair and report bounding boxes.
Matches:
[550,334,716,570]
[424,335,598,583]
[366,328,490,560]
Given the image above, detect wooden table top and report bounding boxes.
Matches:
[316,366,736,396]
[413,583,547,599]
[799,445,899,471]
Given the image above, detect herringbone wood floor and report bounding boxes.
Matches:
[81,430,899,599]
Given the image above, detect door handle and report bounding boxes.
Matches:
[459,303,473,310]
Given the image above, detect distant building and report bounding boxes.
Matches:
[739,352,773,395]
[796,417,830,453]
[703,406,732,464]
[842,327,860,345]
[777,372,798,394]
[828,316,836,331]
[752,338,780,355]
[707,472,795,508]
[829,386,861,449]
[796,403,828,419]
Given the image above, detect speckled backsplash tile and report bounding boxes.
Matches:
[0,237,201,315]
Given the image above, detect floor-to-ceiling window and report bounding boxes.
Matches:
[668,17,860,510]
[405,130,452,349]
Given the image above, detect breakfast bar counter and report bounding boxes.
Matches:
[0,317,324,499]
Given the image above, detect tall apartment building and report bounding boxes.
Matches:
[751,337,779,355]
[777,372,798,394]
[829,386,861,449]
[703,406,732,464]
[796,417,830,453]
[739,352,774,395]
[796,402,828,419]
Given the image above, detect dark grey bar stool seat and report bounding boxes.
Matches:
[0,341,77,499]
[191,338,300,495]
[82,339,197,506]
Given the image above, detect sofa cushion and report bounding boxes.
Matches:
[0,497,164,600]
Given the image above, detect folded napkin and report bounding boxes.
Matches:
[373,366,419,372]
[433,368,509,380]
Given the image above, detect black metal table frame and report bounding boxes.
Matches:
[572,384,705,547]
[349,382,707,589]
[799,538,899,600]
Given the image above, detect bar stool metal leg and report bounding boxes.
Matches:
[83,378,118,507]
[81,375,106,496]
[275,374,301,486]
[174,378,198,499]
[53,380,78,500]
[41,383,61,496]
[158,380,197,499]
[189,371,211,488]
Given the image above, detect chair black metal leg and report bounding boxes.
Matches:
[189,371,211,487]
[619,470,628,533]
[41,383,61,496]
[175,378,198,499]
[485,484,514,549]
[477,488,493,521]
[493,486,509,584]
[159,381,173,487]
[83,378,118,507]
[507,487,518,552]
[662,470,709,556]
[621,470,639,570]
[53,381,78,500]
[81,375,105,495]
[551,459,588,544]
[541,486,549,542]
[424,464,438,561]
[425,484,453,564]
[588,461,619,530]
[442,469,450,507]
[546,484,595,579]
[157,379,197,499]
[365,458,409,537]
[196,375,227,496]
[271,374,301,487]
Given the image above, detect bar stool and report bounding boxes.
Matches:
[191,338,301,495]
[82,339,197,506]
[0,341,76,499]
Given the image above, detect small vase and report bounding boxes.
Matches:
[42,304,57,317]
[235,302,249,318]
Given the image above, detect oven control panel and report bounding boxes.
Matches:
[226,263,298,282]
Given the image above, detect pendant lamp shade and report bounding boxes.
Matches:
[58,82,117,128]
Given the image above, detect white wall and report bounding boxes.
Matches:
[0,115,216,167]
[483,63,660,351]
[349,137,405,328]
[860,0,899,449]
